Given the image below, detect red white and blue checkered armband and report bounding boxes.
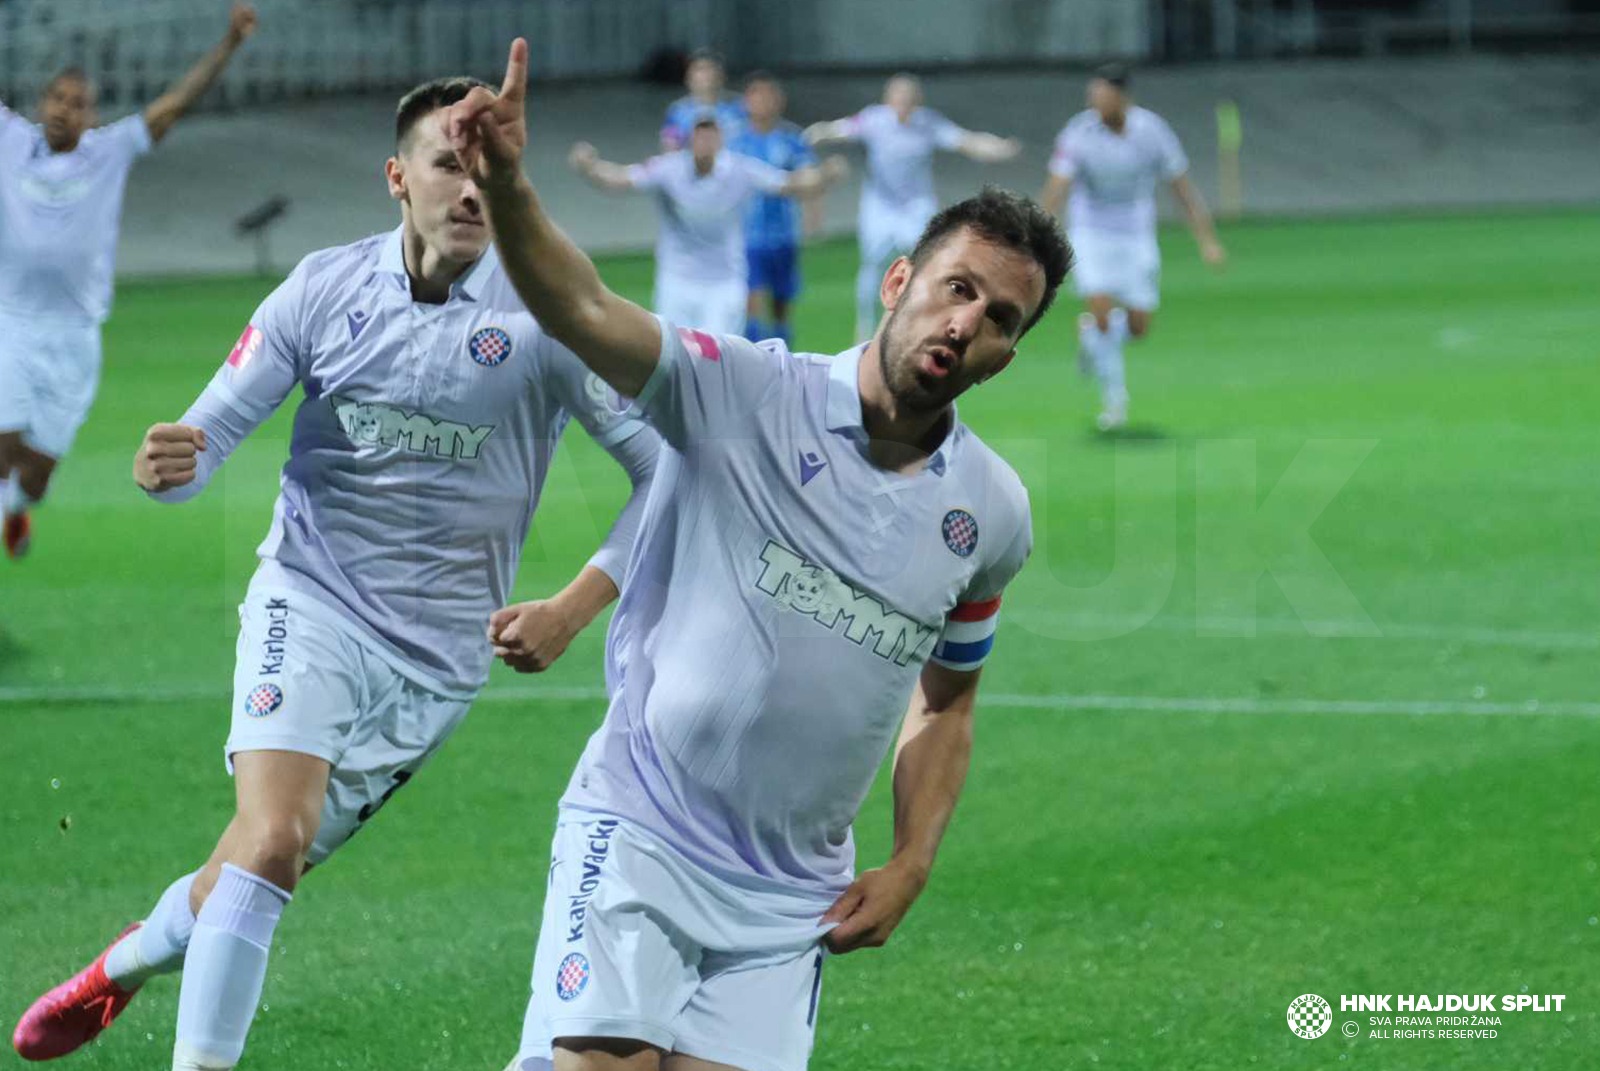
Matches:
[930,596,1002,672]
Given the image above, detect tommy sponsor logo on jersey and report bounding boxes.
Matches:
[258,597,290,675]
[19,174,93,209]
[330,395,496,460]
[755,540,938,665]
[565,818,619,944]
[468,326,512,367]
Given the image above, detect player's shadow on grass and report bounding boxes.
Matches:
[1088,424,1170,444]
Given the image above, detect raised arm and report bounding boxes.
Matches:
[568,142,640,194]
[955,130,1022,163]
[142,2,257,144]
[802,118,858,148]
[1170,173,1226,268]
[448,40,660,399]
[776,156,848,198]
[136,265,308,501]
[822,662,980,953]
[1038,172,1072,223]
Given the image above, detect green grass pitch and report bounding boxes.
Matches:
[2,209,1597,1069]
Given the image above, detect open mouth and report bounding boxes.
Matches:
[921,345,959,379]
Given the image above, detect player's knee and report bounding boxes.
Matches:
[1127,316,1151,339]
[236,814,317,884]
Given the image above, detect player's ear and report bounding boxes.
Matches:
[879,256,913,311]
[384,156,406,201]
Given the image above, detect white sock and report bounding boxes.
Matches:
[172,864,291,1071]
[1082,314,1128,412]
[105,871,199,988]
[0,473,23,517]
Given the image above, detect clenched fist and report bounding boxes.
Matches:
[488,598,581,673]
[134,423,207,492]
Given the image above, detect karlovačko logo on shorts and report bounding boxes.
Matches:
[1288,993,1334,1039]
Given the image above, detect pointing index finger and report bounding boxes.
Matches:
[500,38,529,102]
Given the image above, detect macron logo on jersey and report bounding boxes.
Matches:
[330,394,496,460]
[755,540,938,666]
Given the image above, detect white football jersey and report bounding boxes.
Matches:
[1049,105,1188,235]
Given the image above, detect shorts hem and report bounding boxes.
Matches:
[223,735,342,774]
[672,1032,803,1071]
[545,1015,675,1053]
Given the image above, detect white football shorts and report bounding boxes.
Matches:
[0,310,103,458]
[858,193,938,276]
[1069,228,1162,311]
[227,584,472,865]
[654,274,750,338]
[509,810,833,1071]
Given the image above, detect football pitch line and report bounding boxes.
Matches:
[2,683,1596,718]
[1007,611,1599,650]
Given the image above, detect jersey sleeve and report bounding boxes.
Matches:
[0,98,28,137]
[930,488,1033,672]
[927,109,968,152]
[625,154,669,190]
[631,317,787,449]
[540,335,651,448]
[208,260,309,421]
[789,127,819,169]
[147,259,312,503]
[1155,118,1189,179]
[734,153,793,195]
[105,113,154,161]
[1047,127,1077,179]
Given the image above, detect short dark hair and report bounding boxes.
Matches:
[1093,62,1131,90]
[743,69,780,91]
[908,187,1073,336]
[394,76,491,149]
[688,48,724,69]
[46,67,92,93]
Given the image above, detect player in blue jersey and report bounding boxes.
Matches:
[11,76,662,1071]
[449,42,1072,1071]
[659,48,746,151]
[0,2,258,559]
[729,72,820,346]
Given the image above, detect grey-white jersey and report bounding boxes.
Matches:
[563,326,1031,909]
[155,227,660,696]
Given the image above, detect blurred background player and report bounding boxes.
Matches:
[10,76,660,1071]
[730,71,821,345]
[806,73,1023,342]
[1038,62,1225,431]
[659,47,746,150]
[0,2,258,559]
[570,115,844,336]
